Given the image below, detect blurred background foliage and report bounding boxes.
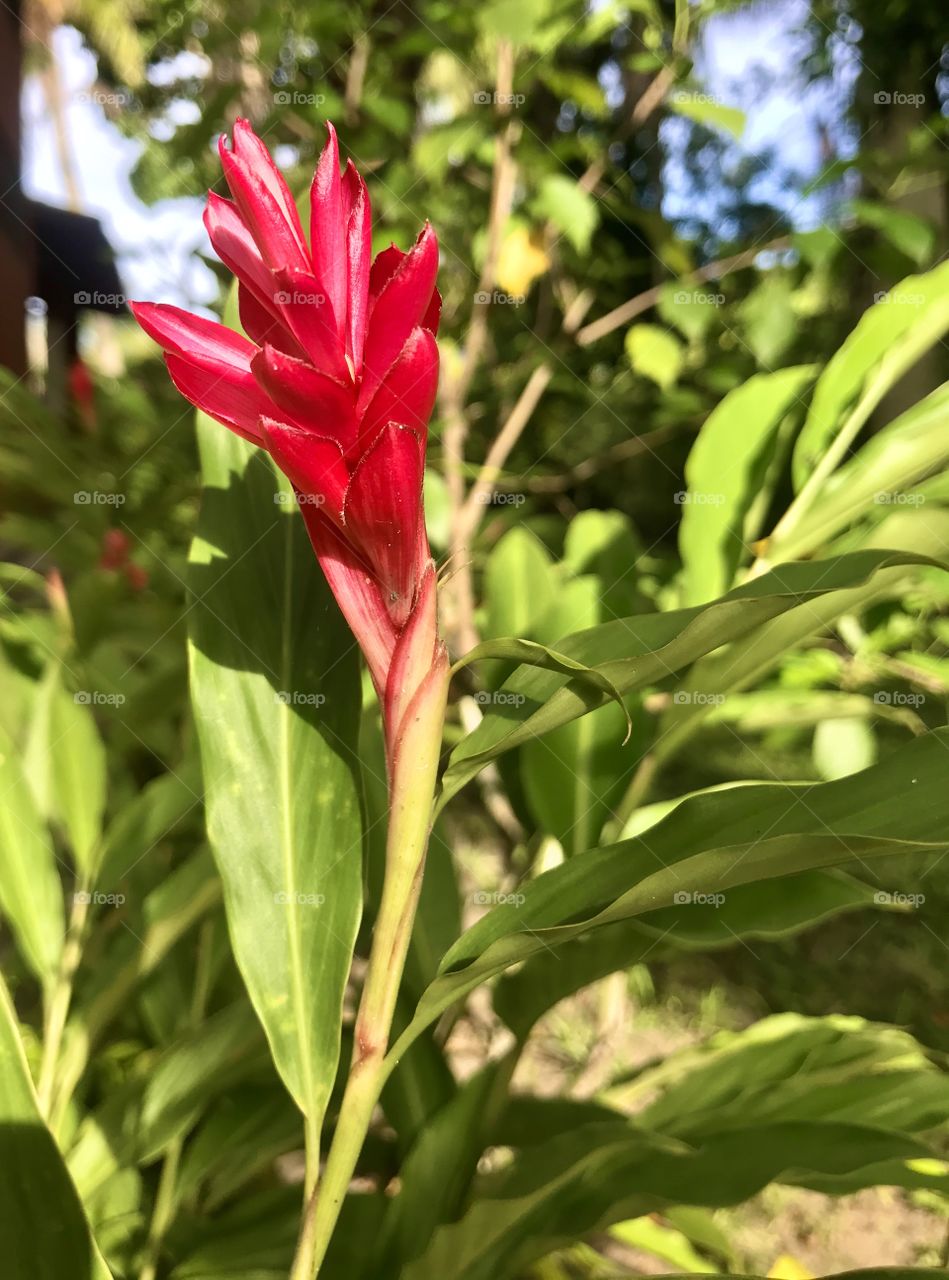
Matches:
[2,0,949,1275]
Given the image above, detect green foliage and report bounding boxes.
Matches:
[188,420,363,1130]
[3,1,949,1276]
[0,975,113,1280]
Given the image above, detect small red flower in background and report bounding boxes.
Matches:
[99,528,131,570]
[99,529,150,591]
[69,356,97,431]
[131,120,443,720]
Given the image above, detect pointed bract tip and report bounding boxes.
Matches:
[319,120,340,164]
[230,117,257,152]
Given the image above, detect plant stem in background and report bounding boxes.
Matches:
[139,919,216,1280]
[36,879,90,1122]
[290,658,450,1280]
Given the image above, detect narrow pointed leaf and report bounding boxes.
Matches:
[679,364,817,603]
[0,973,113,1280]
[439,550,940,811]
[0,735,64,982]
[452,636,632,739]
[404,1118,931,1280]
[188,416,363,1127]
[493,870,884,1040]
[791,260,949,491]
[47,685,107,877]
[392,730,949,1067]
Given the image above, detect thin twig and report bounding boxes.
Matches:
[576,235,792,347]
[455,364,553,544]
[501,422,688,494]
[344,33,370,125]
[577,65,677,196]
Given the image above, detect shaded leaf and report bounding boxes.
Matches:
[0,974,112,1280]
[188,419,363,1131]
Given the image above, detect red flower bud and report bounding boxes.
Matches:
[131,121,443,735]
[99,528,131,570]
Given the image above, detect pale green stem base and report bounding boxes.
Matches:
[37,881,90,1122]
[290,656,449,1280]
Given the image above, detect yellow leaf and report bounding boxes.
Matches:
[496,225,550,299]
[768,1255,814,1280]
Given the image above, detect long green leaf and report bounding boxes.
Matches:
[454,636,632,737]
[37,679,107,877]
[439,550,938,810]
[653,523,949,771]
[0,973,112,1279]
[482,528,557,642]
[773,381,949,561]
[404,1118,932,1280]
[188,419,363,1131]
[393,730,949,1066]
[493,870,882,1039]
[680,364,817,603]
[0,735,64,982]
[659,1273,933,1280]
[791,260,949,490]
[609,1014,949,1141]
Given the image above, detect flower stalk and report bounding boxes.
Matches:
[292,645,450,1279]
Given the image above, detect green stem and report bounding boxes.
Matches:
[759,333,932,568]
[290,657,449,1280]
[139,1142,181,1280]
[138,920,216,1280]
[37,881,90,1120]
[303,1112,321,1202]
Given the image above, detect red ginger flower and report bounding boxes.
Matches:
[131,120,445,734]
